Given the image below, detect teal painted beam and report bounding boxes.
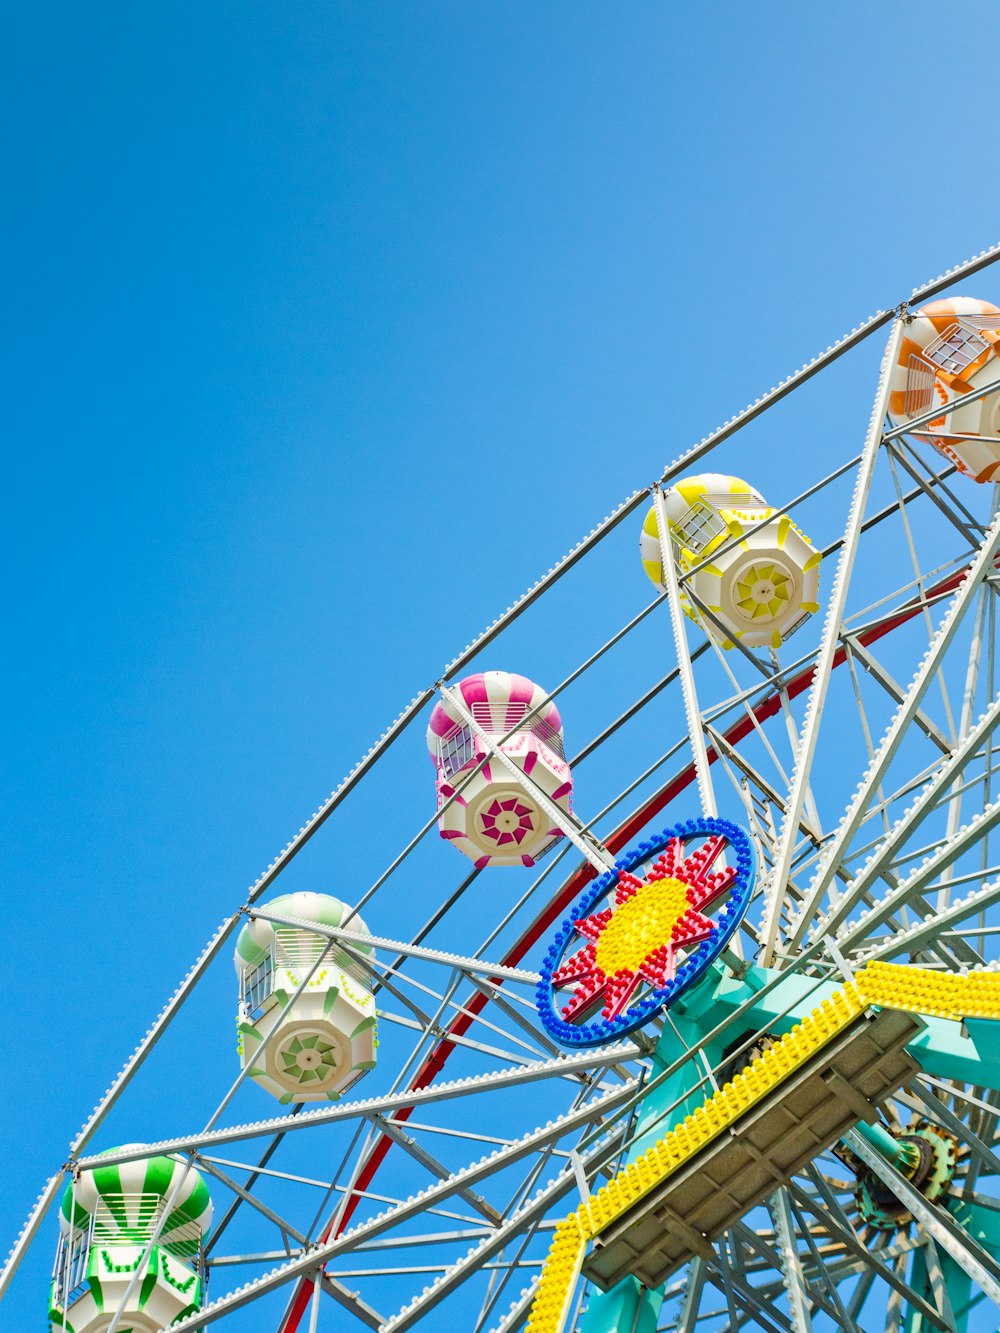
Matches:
[905,1200,1000,1333]
[949,1196,1000,1250]
[674,963,1000,1091]
[901,1244,969,1333]
[579,1276,663,1333]
[580,1018,716,1332]
[629,1018,726,1160]
[854,1117,916,1169]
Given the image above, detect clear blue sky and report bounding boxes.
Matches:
[5,4,1000,1328]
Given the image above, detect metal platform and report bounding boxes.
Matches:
[582,1006,923,1291]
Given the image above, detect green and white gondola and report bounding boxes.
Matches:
[235,891,378,1104]
[49,1148,212,1332]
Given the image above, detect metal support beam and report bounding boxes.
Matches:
[793,1169,948,1331]
[843,638,952,755]
[248,909,541,986]
[378,1168,580,1333]
[78,1044,642,1171]
[883,372,1000,445]
[154,1080,641,1331]
[836,793,1000,950]
[860,873,1000,962]
[884,438,985,550]
[810,689,1000,943]
[654,484,718,820]
[0,1171,66,1303]
[318,1272,384,1329]
[793,507,1000,948]
[759,317,906,965]
[370,1113,501,1225]
[195,1155,308,1247]
[768,1189,814,1333]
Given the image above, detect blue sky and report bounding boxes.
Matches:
[6,5,1000,1329]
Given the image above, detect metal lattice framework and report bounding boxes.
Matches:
[8,240,1000,1333]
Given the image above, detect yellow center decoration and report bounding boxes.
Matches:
[734,561,792,620]
[593,877,689,978]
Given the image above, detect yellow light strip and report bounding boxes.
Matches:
[856,959,1000,1020]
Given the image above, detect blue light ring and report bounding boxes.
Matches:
[536,818,756,1048]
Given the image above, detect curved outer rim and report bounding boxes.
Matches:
[535,818,756,1048]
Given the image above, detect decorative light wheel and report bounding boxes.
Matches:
[7,243,1000,1333]
[536,819,755,1045]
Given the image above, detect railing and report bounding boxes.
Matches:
[93,1195,203,1257]
[50,1199,205,1309]
[905,353,936,415]
[274,928,328,969]
[241,931,359,1011]
[436,706,566,780]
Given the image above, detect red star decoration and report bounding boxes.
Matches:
[551,833,737,1024]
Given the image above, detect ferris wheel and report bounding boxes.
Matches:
[8,242,1000,1333]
